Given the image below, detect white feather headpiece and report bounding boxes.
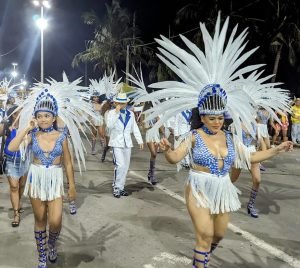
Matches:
[135,13,280,139]
[127,65,160,108]
[239,70,291,121]
[0,78,23,103]
[102,70,122,101]
[17,72,98,172]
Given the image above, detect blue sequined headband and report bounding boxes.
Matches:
[33,89,58,116]
[197,84,227,115]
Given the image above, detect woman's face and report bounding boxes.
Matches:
[92,96,99,103]
[201,114,224,133]
[36,112,56,129]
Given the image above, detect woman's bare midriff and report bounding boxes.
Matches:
[33,156,62,166]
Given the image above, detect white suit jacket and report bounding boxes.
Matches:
[107,109,143,148]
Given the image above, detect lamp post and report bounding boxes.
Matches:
[32,0,51,83]
[11,62,18,83]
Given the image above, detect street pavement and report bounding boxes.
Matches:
[0,137,299,268]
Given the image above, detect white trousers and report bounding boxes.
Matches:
[291,123,300,143]
[112,147,131,190]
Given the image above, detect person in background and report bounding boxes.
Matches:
[291,97,300,144]
[2,106,29,227]
[6,96,16,110]
[106,93,144,198]
[271,111,289,145]
[90,95,104,155]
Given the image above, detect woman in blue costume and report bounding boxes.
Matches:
[136,14,292,268]
[3,106,29,227]
[8,91,76,268]
[159,94,292,267]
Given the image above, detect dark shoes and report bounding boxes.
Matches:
[148,169,158,185]
[120,190,129,196]
[69,200,77,215]
[11,209,20,228]
[113,188,128,198]
[247,203,259,218]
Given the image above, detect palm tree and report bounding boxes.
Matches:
[175,0,300,85]
[262,0,300,82]
[72,0,141,78]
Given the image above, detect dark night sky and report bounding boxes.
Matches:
[0,0,185,85]
[0,0,299,94]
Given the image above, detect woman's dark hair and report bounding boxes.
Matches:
[142,101,153,111]
[101,101,113,116]
[90,95,100,103]
[6,97,15,105]
[190,107,203,130]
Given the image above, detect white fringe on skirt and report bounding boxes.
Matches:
[257,123,269,139]
[23,164,64,201]
[187,170,241,214]
[237,145,256,169]
[145,129,160,143]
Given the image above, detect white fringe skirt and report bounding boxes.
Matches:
[91,114,104,127]
[187,170,241,214]
[23,164,64,201]
[145,129,160,143]
[257,123,269,139]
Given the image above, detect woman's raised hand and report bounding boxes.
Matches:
[158,138,171,152]
[275,141,293,153]
[27,118,37,132]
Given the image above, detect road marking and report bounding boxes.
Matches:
[130,171,300,268]
[144,252,191,267]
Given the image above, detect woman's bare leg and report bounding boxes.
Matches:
[185,185,214,267]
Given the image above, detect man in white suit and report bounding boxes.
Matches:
[106,93,144,198]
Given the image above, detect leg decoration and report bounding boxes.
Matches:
[148,160,158,185]
[247,188,259,218]
[193,249,210,268]
[69,200,77,215]
[34,230,47,268]
[48,230,60,263]
[101,146,109,162]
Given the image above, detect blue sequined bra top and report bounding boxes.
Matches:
[257,110,270,124]
[242,124,256,147]
[191,130,235,176]
[31,131,66,167]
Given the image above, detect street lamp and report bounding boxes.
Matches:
[11,62,18,81]
[32,0,51,83]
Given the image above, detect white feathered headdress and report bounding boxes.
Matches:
[135,13,272,139]
[127,65,160,108]
[239,70,291,121]
[0,78,23,104]
[17,72,98,172]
